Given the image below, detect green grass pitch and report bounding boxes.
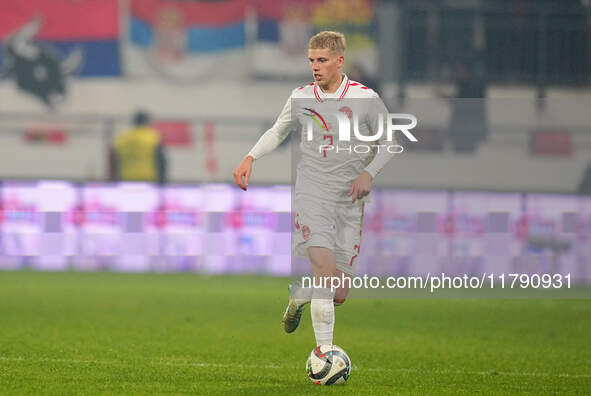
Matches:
[0,271,590,395]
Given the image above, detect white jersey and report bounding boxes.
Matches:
[248,74,395,203]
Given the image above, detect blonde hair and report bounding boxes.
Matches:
[308,31,346,55]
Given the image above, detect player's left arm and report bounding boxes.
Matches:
[348,170,372,203]
[349,93,396,203]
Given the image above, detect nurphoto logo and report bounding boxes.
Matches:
[303,108,418,155]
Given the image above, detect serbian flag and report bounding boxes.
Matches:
[0,0,121,77]
[127,0,250,80]
[251,0,377,79]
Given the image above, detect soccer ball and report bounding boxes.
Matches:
[306,345,351,385]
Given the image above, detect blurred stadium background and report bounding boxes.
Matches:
[0,0,590,281]
[1,1,591,394]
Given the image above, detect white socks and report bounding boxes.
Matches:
[290,281,312,305]
[310,287,335,346]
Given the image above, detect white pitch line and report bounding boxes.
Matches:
[363,367,591,379]
[1,356,590,379]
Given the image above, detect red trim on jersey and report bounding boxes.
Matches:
[361,86,371,90]
[313,77,349,101]
[339,79,351,99]
[350,82,360,86]
[313,85,323,102]
[299,82,314,90]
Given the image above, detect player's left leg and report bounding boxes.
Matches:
[333,201,365,305]
[333,269,351,305]
[307,246,337,346]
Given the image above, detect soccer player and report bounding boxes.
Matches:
[233,31,396,346]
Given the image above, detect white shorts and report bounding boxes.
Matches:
[292,193,365,276]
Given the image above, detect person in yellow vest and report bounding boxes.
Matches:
[111,111,167,184]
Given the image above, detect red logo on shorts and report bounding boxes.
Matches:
[302,225,311,240]
[295,213,301,230]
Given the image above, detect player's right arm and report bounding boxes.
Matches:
[233,96,295,190]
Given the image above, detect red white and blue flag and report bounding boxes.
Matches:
[126,0,250,81]
[0,0,121,77]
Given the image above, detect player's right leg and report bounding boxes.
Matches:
[282,281,311,333]
[283,245,336,334]
[284,194,336,334]
[282,246,336,334]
